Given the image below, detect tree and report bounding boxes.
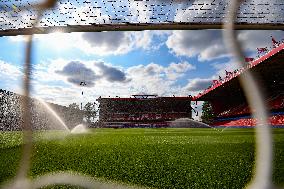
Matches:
[201,101,215,124]
[68,103,80,110]
[84,102,97,124]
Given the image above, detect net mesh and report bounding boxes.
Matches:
[0,0,284,33]
[0,0,281,189]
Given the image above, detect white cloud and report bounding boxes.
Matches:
[173,0,284,24]
[8,32,83,53]
[8,24,173,56]
[166,30,229,61]
[28,60,195,106]
[34,59,130,88]
[31,61,169,105]
[166,30,284,62]
[8,30,163,56]
[81,30,165,55]
[65,5,111,25]
[0,60,22,79]
[127,61,195,81]
[7,35,28,42]
[128,1,152,23]
[238,30,284,54]
[81,31,134,55]
[0,58,213,108]
[211,60,241,78]
[165,61,196,80]
[95,62,130,83]
[0,60,23,94]
[132,31,154,51]
[181,58,243,96]
[32,59,71,83]
[32,84,82,106]
[184,78,213,92]
[126,61,195,96]
[56,61,99,87]
[0,10,35,30]
[174,1,219,23]
[36,32,81,51]
[182,59,241,95]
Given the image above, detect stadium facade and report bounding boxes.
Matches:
[97,95,192,128]
[193,43,284,127]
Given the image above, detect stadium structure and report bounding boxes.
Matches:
[96,41,284,128]
[97,95,192,128]
[193,42,284,127]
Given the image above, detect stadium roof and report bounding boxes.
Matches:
[1,0,284,36]
[97,96,192,101]
[193,43,284,101]
[132,94,158,98]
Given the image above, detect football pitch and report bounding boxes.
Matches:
[0,128,283,188]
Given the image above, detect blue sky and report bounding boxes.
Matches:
[0,30,284,109]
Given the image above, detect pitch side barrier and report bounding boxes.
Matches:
[215,112,284,121]
[102,122,170,128]
[213,115,284,127]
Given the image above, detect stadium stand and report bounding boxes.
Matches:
[194,42,284,127]
[97,95,192,128]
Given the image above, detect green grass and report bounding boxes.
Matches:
[0,128,284,188]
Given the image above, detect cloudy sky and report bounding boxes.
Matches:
[1,29,283,110]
